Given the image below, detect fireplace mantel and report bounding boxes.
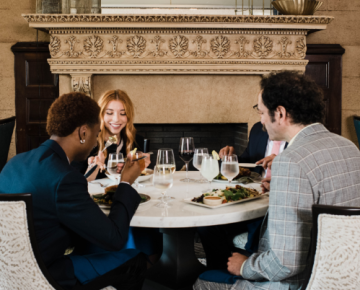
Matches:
[23,14,333,97]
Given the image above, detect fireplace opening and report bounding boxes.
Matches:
[135,123,248,171]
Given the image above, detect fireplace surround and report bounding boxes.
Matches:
[21,14,333,139]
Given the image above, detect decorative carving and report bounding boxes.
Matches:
[126,35,146,58]
[210,35,230,59]
[107,36,125,58]
[190,36,209,58]
[49,36,61,57]
[276,37,294,58]
[296,37,307,59]
[22,14,334,25]
[83,35,104,58]
[233,36,251,58]
[253,35,273,59]
[169,35,189,58]
[71,74,92,97]
[64,36,82,58]
[148,36,167,57]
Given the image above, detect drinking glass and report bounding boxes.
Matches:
[200,155,220,192]
[156,148,176,200]
[153,166,174,208]
[192,148,209,183]
[221,154,239,185]
[107,153,124,184]
[133,151,146,189]
[179,137,195,182]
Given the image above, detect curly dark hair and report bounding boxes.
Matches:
[260,71,325,125]
[47,92,100,137]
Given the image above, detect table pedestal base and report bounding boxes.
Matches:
[145,227,206,290]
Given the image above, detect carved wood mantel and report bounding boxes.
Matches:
[22,14,333,97]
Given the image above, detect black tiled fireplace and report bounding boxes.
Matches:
[135,123,248,170]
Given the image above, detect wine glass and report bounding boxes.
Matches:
[200,155,219,192]
[192,148,209,183]
[133,151,146,189]
[179,137,195,182]
[156,149,176,200]
[107,153,124,184]
[221,154,239,185]
[153,166,174,208]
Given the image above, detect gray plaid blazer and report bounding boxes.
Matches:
[234,123,360,290]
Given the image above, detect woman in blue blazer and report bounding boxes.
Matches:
[0,92,146,290]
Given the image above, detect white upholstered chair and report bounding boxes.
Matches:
[0,193,115,290]
[302,204,360,290]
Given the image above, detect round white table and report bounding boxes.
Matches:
[88,171,269,290]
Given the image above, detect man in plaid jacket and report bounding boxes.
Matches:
[194,71,360,290]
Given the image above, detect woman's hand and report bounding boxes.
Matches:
[116,162,124,173]
[144,153,151,168]
[88,151,105,172]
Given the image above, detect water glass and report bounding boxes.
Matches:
[221,154,239,184]
[153,166,174,208]
[107,153,124,184]
[200,155,219,192]
[156,148,176,200]
[192,148,209,183]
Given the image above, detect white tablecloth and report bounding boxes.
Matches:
[88,171,269,228]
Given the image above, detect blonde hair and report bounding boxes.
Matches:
[97,90,137,156]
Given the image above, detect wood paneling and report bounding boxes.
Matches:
[11,42,59,154]
[305,44,345,135]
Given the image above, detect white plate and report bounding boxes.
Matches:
[183,194,267,209]
[105,168,154,183]
[238,163,262,168]
[95,193,151,209]
[136,168,154,182]
[213,172,262,184]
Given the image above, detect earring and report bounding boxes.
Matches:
[80,139,85,144]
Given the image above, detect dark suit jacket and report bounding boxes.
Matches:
[0,140,141,289]
[239,122,288,175]
[239,122,269,175]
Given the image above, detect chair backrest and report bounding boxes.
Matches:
[353,115,360,146]
[302,204,360,290]
[0,116,16,172]
[0,194,62,290]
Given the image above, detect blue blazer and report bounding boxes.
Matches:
[0,140,141,289]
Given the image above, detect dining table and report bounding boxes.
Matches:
[88,171,269,290]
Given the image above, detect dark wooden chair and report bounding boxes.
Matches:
[353,115,360,146]
[301,204,360,290]
[0,116,16,172]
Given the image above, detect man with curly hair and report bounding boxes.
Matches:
[0,92,147,290]
[194,71,360,290]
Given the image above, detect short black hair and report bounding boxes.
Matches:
[47,92,100,137]
[260,71,325,125]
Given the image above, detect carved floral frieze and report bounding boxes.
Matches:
[47,32,308,61]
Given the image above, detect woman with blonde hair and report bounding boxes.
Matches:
[74,89,150,180]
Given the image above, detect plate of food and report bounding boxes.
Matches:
[92,185,151,209]
[213,167,262,184]
[105,168,154,183]
[183,185,265,209]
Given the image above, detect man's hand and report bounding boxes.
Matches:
[219,146,236,158]
[120,153,141,185]
[227,253,248,276]
[256,153,276,170]
[261,177,271,194]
